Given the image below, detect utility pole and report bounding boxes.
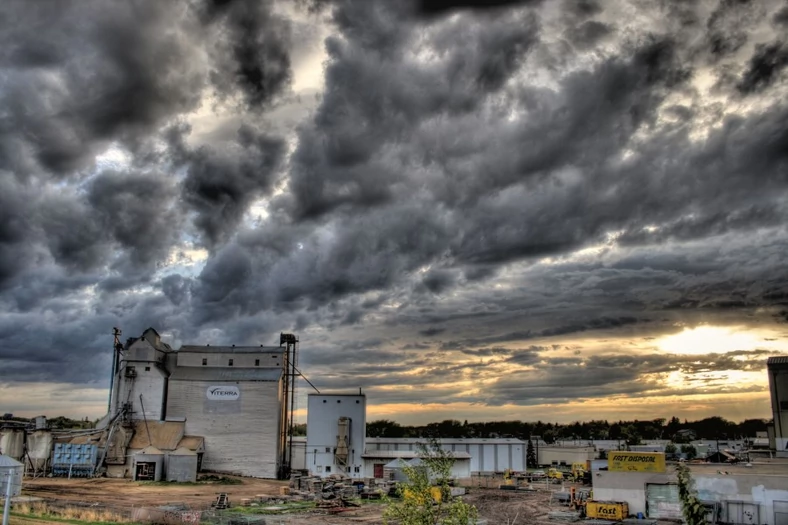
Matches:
[2,467,14,525]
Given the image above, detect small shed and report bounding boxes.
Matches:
[166,447,198,482]
[0,454,23,497]
[383,458,409,482]
[133,446,164,482]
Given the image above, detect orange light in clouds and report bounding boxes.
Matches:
[656,325,788,355]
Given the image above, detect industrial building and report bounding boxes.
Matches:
[591,452,788,525]
[768,356,788,457]
[306,393,366,478]
[102,328,300,479]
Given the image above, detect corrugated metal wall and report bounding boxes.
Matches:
[366,439,526,473]
[646,483,682,520]
[167,379,281,478]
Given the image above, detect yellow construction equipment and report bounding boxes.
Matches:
[503,468,514,485]
[569,462,587,482]
[547,468,564,482]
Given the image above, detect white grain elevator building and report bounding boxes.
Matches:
[107,328,299,479]
[306,392,366,478]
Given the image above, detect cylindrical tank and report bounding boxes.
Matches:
[0,430,24,460]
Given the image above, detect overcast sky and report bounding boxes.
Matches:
[1,0,787,425]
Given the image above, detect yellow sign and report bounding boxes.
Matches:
[608,451,666,473]
[586,502,629,521]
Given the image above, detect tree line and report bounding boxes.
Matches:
[363,416,770,443]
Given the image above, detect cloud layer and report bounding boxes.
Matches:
[1,0,787,422]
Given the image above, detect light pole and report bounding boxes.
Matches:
[2,467,14,525]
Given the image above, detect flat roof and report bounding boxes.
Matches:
[308,392,366,397]
[178,345,286,354]
[366,437,524,444]
[362,450,472,459]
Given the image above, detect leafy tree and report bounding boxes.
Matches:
[665,443,677,455]
[368,420,407,438]
[384,440,477,525]
[677,463,707,525]
[681,444,698,460]
[526,438,537,468]
[292,423,307,436]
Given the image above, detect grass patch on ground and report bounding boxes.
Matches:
[12,501,130,525]
[136,474,243,486]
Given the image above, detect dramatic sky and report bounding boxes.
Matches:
[2,0,788,425]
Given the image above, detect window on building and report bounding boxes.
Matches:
[356,400,360,403]
[325,447,330,453]
[317,466,323,473]
[255,359,260,366]
[337,400,341,403]
[145,366,150,371]
[202,358,207,366]
[354,466,360,473]
[325,466,331,473]
[229,359,234,366]
[323,400,327,403]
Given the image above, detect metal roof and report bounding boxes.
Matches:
[177,436,205,452]
[767,356,788,366]
[170,447,198,456]
[128,421,184,450]
[169,367,282,382]
[365,437,525,444]
[0,454,23,468]
[178,345,285,354]
[361,450,472,459]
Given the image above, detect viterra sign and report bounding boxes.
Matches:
[206,386,240,400]
[608,452,666,473]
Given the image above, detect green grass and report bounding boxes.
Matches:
[136,474,243,486]
[11,511,136,525]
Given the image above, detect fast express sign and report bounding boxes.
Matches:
[206,386,240,400]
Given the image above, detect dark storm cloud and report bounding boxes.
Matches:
[87,171,181,266]
[416,0,538,16]
[173,123,287,246]
[2,0,788,414]
[285,2,539,219]
[774,4,788,26]
[0,1,207,177]
[201,0,293,109]
[737,41,788,94]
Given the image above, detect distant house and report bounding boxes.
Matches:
[674,429,697,441]
[706,450,738,464]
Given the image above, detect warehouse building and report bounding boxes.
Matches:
[592,452,788,525]
[365,437,527,474]
[104,328,298,479]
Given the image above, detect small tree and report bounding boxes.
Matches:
[384,440,478,525]
[681,444,697,460]
[665,443,677,455]
[527,438,537,468]
[676,463,707,525]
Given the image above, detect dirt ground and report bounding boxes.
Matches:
[17,476,563,525]
[21,476,288,509]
